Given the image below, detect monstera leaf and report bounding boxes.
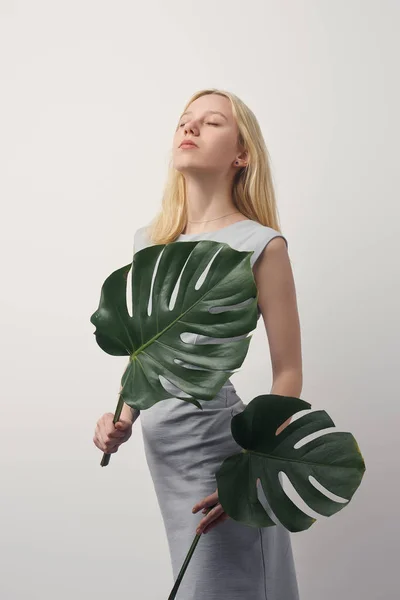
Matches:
[215,394,366,533]
[169,395,366,598]
[91,240,259,465]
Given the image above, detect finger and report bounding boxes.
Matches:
[100,426,116,447]
[95,425,106,448]
[192,499,218,514]
[96,423,122,452]
[93,434,117,453]
[98,420,108,444]
[192,490,218,513]
[109,421,132,438]
[104,439,120,453]
[110,421,130,437]
[108,429,126,439]
[196,505,225,534]
[104,419,128,439]
[203,512,229,534]
[115,420,131,430]
[105,421,122,436]
[93,435,103,450]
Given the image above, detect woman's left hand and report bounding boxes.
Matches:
[192,488,230,535]
[192,477,265,535]
[192,419,293,535]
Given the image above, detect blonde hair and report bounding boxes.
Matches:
[146,88,284,245]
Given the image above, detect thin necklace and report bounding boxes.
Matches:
[187,210,241,223]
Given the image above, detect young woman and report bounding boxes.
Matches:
[93,88,303,599]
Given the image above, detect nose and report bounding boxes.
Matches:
[184,120,198,135]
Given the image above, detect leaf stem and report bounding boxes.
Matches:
[167,504,217,599]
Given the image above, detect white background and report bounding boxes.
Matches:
[1,1,398,598]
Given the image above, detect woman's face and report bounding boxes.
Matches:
[172,94,243,176]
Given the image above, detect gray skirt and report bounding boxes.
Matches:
[139,382,300,600]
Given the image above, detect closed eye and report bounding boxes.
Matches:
[179,122,220,127]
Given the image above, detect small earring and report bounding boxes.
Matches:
[235,161,239,165]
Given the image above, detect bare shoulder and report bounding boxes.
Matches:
[253,234,289,271]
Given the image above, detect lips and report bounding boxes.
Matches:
[180,141,198,148]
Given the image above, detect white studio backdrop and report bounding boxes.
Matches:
[1,1,398,599]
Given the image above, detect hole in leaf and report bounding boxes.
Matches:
[256,479,280,526]
[174,358,213,372]
[279,471,347,520]
[180,331,198,344]
[278,472,324,520]
[148,250,165,316]
[158,374,195,399]
[193,332,251,345]
[126,264,133,318]
[208,297,255,313]
[195,247,223,290]
[308,476,349,504]
[293,424,343,450]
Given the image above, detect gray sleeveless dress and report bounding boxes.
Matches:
[133,219,300,600]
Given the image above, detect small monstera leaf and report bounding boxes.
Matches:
[90,240,258,411]
[216,395,366,532]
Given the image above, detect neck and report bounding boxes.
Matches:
[183,175,237,223]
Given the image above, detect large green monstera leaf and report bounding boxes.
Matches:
[170,395,366,597]
[215,394,366,533]
[91,240,259,411]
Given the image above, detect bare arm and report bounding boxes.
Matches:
[253,237,304,434]
[119,362,140,424]
[120,400,140,424]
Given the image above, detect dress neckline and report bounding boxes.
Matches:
[179,219,253,238]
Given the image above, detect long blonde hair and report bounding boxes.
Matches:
[146,88,284,245]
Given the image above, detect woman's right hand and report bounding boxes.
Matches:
[93,412,133,454]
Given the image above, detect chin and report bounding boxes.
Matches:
[173,162,206,175]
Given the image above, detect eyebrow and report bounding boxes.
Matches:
[179,110,228,121]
